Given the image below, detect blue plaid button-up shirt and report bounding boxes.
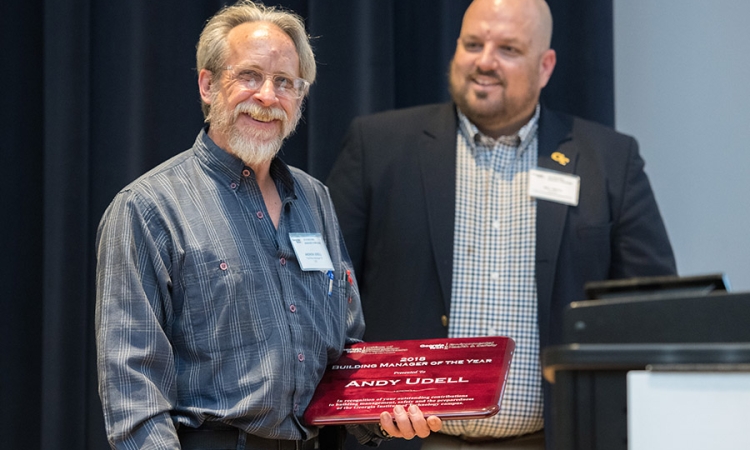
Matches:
[95,129,366,449]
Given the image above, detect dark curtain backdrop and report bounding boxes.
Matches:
[1,0,613,448]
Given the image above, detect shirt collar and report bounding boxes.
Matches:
[458,104,540,153]
[194,126,297,196]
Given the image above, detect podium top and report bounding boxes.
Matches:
[583,273,730,301]
[542,342,750,383]
[564,289,750,345]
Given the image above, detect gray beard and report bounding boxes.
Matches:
[207,94,302,167]
[227,126,285,168]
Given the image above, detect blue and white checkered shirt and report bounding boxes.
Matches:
[442,106,544,438]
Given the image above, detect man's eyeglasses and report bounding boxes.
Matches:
[225,66,310,100]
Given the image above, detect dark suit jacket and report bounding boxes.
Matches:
[326,103,676,449]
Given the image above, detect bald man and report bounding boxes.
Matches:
[327,0,676,449]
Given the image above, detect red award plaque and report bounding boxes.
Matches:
[304,336,515,425]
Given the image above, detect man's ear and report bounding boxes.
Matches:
[198,69,214,105]
[538,49,556,89]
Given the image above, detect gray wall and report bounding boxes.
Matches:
[614,0,750,291]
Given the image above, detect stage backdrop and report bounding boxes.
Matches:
[0,1,613,448]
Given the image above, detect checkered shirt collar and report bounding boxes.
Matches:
[457,104,541,155]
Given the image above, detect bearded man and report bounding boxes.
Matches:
[326,0,676,449]
[94,2,441,449]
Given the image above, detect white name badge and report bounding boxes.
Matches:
[289,233,335,272]
[528,168,580,206]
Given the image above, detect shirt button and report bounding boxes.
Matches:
[441,315,449,327]
[256,211,264,219]
[492,220,501,230]
[219,262,228,271]
[289,304,296,313]
[230,182,238,189]
[242,169,251,177]
[293,403,299,412]
[490,272,500,280]
[280,257,286,266]
[298,353,305,362]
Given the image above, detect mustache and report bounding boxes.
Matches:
[471,68,505,85]
[233,102,287,123]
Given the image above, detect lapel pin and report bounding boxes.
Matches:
[551,151,570,166]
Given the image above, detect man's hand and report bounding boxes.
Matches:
[379,405,442,439]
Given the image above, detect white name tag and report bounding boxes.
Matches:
[289,233,335,272]
[528,168,580,206]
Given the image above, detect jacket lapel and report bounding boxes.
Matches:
[414,104,578,333]
[536,107,576,346]
[417,103,459,313]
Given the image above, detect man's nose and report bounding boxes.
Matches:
[476,46,498,71]
[253,77,278,105]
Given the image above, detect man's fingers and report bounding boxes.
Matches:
[426,415,443,432]
[406,405,432,438]
[380,405,442,440]
[379,411,401,438]
[391,405,416,439]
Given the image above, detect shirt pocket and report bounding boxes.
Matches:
[305,271,348,354]
[181,257,274,353]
